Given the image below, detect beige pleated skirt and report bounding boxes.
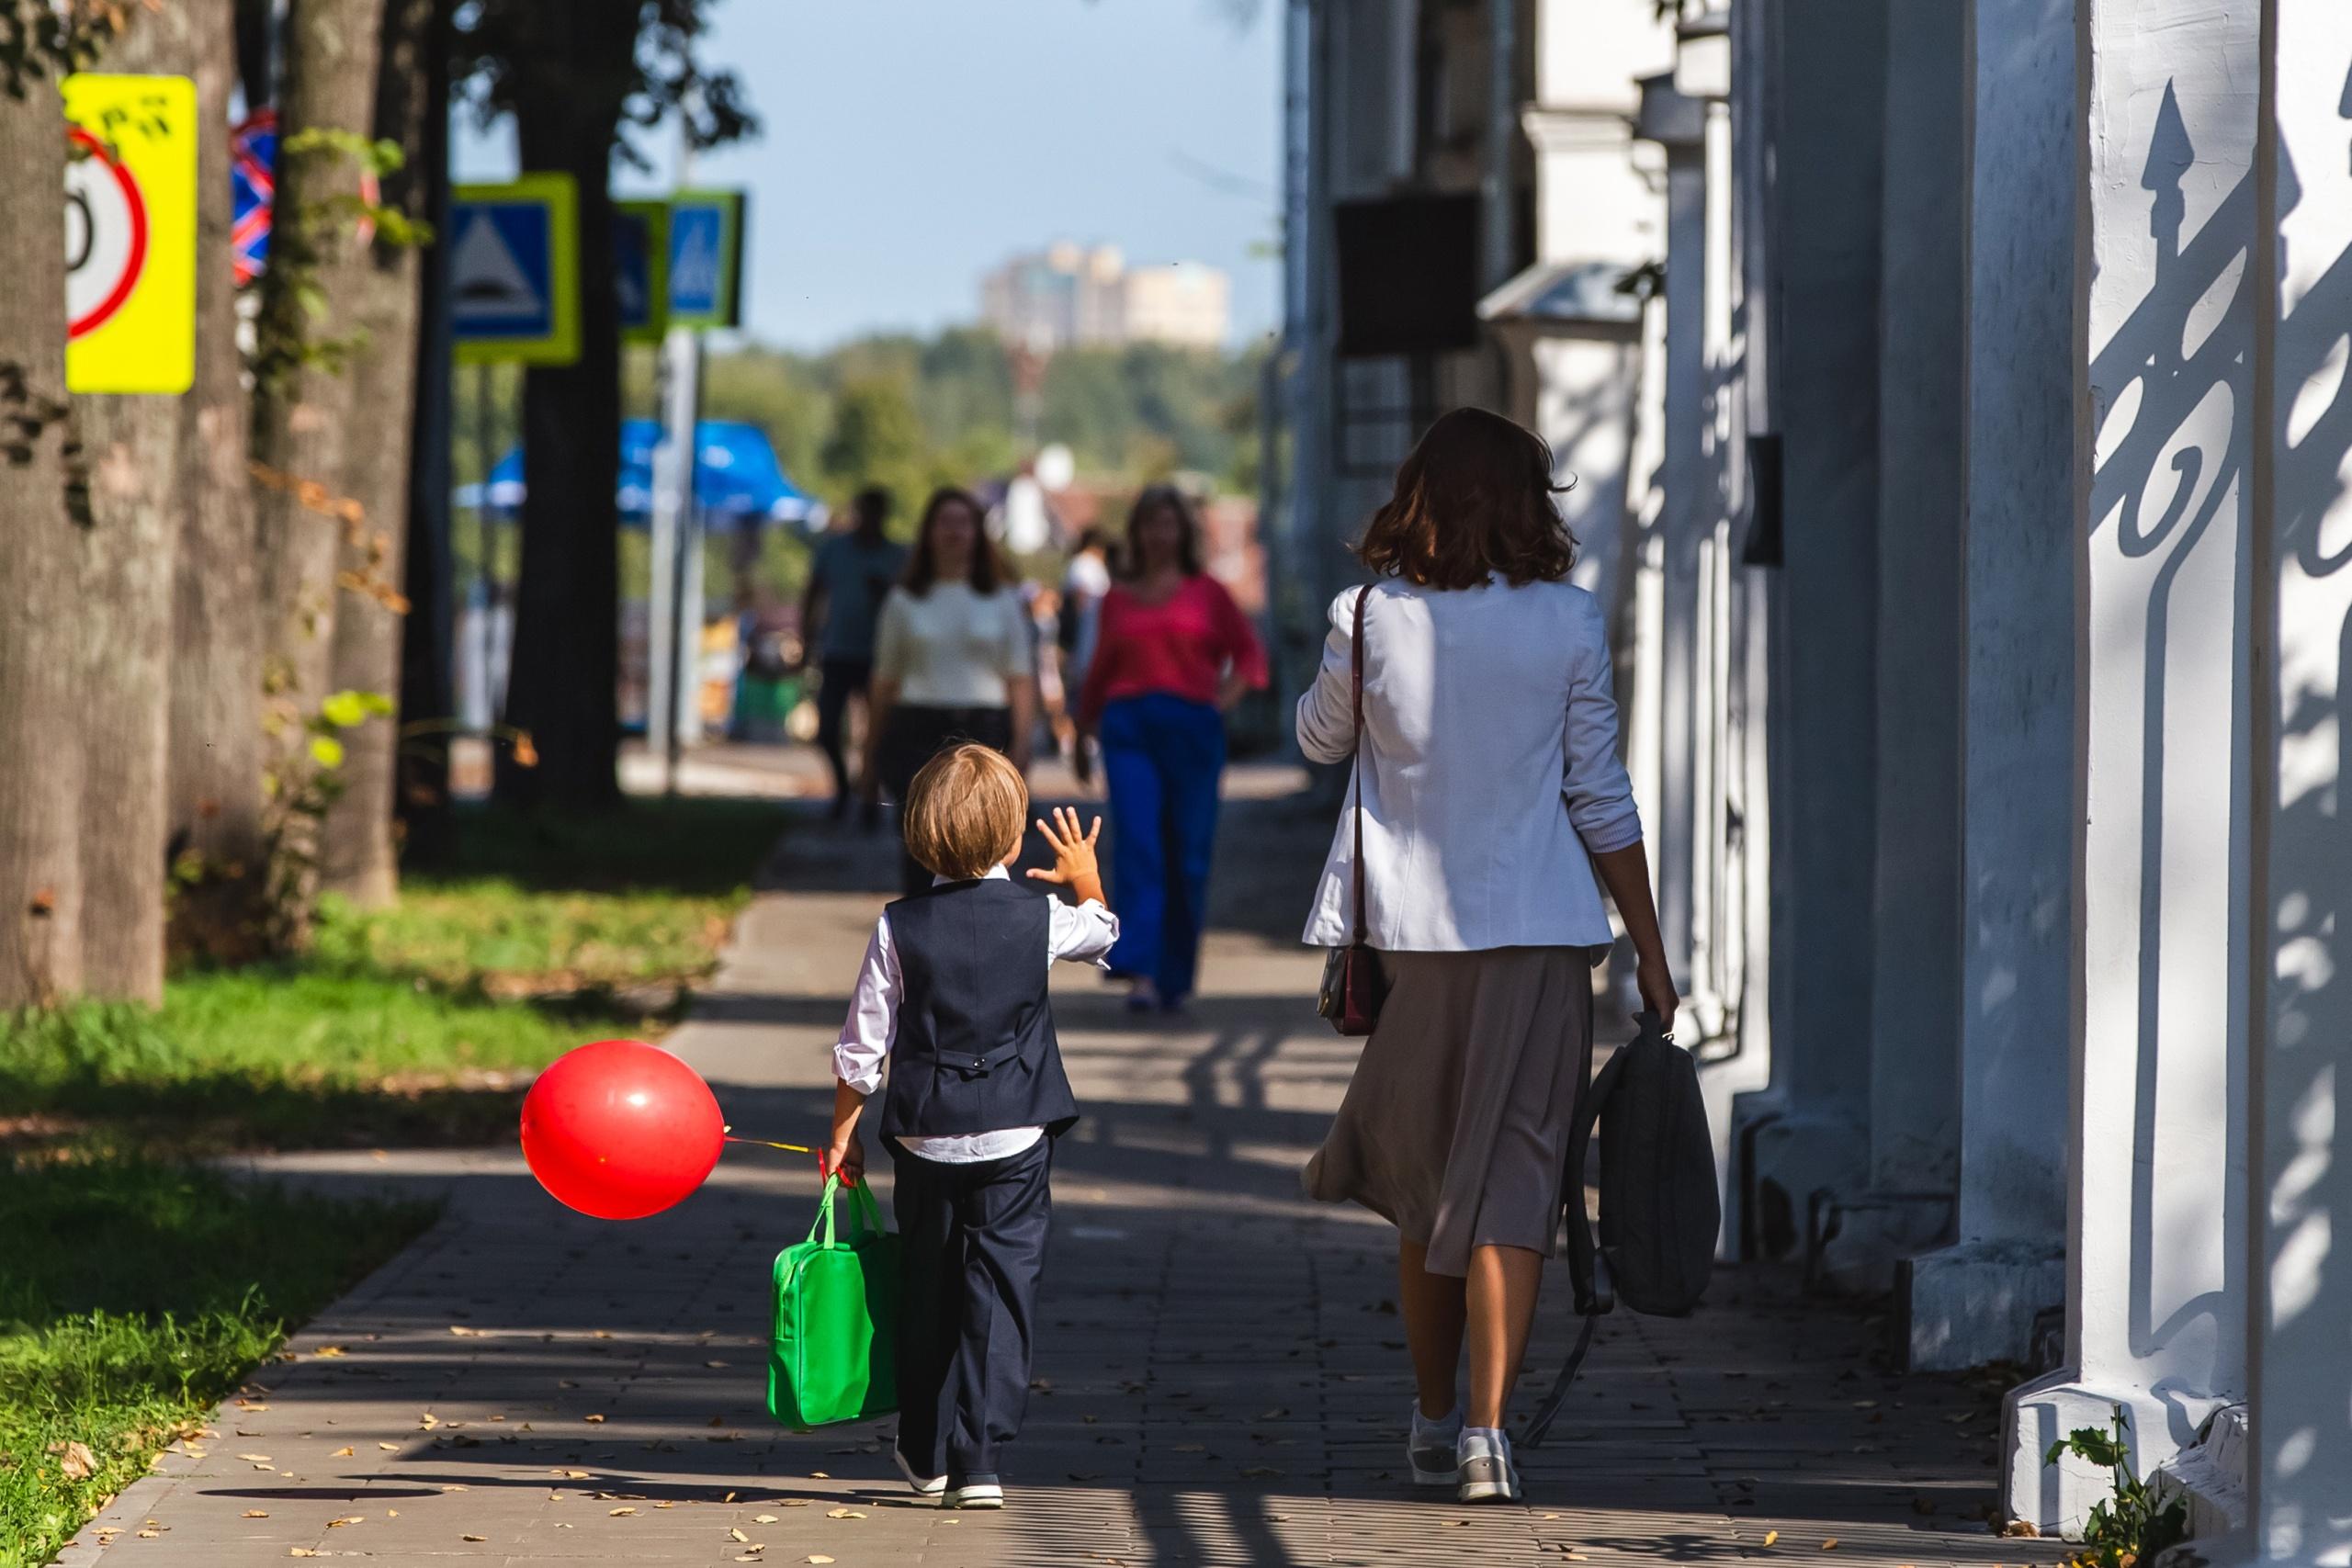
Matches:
[1304,946,1596,1278]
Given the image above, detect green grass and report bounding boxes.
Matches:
[0,795,780,1564]
[0,795,782,1152]
[0,1156,435,1568]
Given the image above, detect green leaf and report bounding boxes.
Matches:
[308,736,346,770]
[320,692,368,728]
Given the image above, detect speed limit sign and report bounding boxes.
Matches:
[63,74,195,394]
[67,124,148,339]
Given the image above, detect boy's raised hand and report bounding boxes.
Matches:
[1027,806,1107,905]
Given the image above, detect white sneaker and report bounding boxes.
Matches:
[1407,1404,1464,1486]
[892,1444,946,1497]
[944,1474,1004,1509]
[1456,1427,1521,1504]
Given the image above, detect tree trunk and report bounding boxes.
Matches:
[494,2,636,811]
[251,0,389,944]
[396,0,457,867]
[318,0,438,905]
[74,5,220,1003]
[0,56,85,1006]
[167,0,270,966]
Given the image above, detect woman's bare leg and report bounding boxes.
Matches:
[1464,1243,1544,1429]
[1396,1238,1466,1419]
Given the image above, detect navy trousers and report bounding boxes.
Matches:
[889,1137,1051,1479]
[1100,693,1227,1002]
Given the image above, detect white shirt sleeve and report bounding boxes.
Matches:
[1295,587,1363,764]
[831,914,900,1095]
[1562,609,1644,853]
[1049,897,1121,968]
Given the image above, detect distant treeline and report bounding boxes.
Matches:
[648,327,1271,521]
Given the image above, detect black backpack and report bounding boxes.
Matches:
[1521,1010,1719,1446]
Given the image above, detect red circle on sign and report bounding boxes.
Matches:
[68,126,148,339]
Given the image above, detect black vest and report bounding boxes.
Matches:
[877,877,1080,1145]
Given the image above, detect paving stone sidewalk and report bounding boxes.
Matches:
[57,768,2067,1568]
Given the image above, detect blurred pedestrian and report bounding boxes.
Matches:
[866,487,1039,895]
[801,486,907,823]
[1056,526,1114,778]
[1296,408,1674,1505]
[1076,486,1267,1012]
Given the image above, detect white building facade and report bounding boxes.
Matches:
[980,243,1232,352]
[1282,0,2352,1553]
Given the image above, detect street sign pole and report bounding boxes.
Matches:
[647,322,692,795]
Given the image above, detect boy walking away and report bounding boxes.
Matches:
[823,744,1116,1509]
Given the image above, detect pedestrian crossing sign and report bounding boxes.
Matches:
[667,188,746,330]
[452,175,580,366]
[615,198,670,344]
[63,73,198,394]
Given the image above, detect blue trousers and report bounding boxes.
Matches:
[1099,694,1226,1002]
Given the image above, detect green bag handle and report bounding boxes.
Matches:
[805,1174,888,1251]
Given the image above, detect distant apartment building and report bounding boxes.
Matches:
[980,243,1231,351]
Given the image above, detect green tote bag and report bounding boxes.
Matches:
[767,1174,900,1430]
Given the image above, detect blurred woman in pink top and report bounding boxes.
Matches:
[1076,487,1268,1012]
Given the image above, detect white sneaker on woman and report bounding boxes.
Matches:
[1407,1404,1464,1486]
[1456,1427,1521,1503]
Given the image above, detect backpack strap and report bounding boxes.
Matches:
[1520,1012,1635,1449]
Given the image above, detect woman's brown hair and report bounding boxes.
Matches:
[1120,483,1204,579]
[902,486,1005,596]
[1357,407,1577,590]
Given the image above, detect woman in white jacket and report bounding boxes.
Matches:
[1299,407,1677,1505]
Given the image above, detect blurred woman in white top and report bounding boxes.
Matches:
[865,487,1037,894]
[1297,407,1676,1504]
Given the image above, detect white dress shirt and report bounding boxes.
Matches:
[873,583,1036,707]
[833,866,1120,1162]
[1297,577,1643,953]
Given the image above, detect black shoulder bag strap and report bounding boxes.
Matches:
[1520,1024,1626,1448]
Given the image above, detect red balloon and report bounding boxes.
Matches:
[520,1040,724,1220]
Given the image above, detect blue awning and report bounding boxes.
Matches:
[455,419,817,527]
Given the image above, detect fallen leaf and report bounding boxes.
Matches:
[826,1506,866,1518]
[1763,1531,1780,1547]
[753,1514,779,1524]
[243,1510,269,1519]
[778,1499,810,1507]
[449,1325,481,1337]
[315,1346,346,1358]
[608,1506,638,1516]
[419,1413,438,1430]
[807,1558,835,1565]
[583,1414,607,1424]
[654,1500,675,1509]
[236,1452,272,1462]
[705,1359,729,1369]
[808,1473,829,1480]
[328,1516,363,1528]
[730,1528,752,1542]
[332,1445,354,1458]
[137,1530,161,1540]
[2002,1520,2042,1539]
[1821,1540,1840,1551]
[462,1535,485,1542]
[49,1440,96,1481]
[288,1550,318,1559]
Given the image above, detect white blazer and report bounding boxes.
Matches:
[1297,577,1641,953]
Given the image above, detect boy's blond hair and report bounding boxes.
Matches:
[903,744,1028,881]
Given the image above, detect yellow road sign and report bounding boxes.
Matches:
[64,73,197,395]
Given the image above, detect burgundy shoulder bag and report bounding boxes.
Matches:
[1317,585,1389,1036]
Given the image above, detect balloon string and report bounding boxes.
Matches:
[723,1134,817,1156]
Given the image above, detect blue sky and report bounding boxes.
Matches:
[455,1,1283,352]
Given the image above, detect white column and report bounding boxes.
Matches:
[2005,0,2257,1534]
[1862,0,1965,1225]
[2229,6,2352,1560]
[1736,0,1886,1262]
[1902,0,2075,1373]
